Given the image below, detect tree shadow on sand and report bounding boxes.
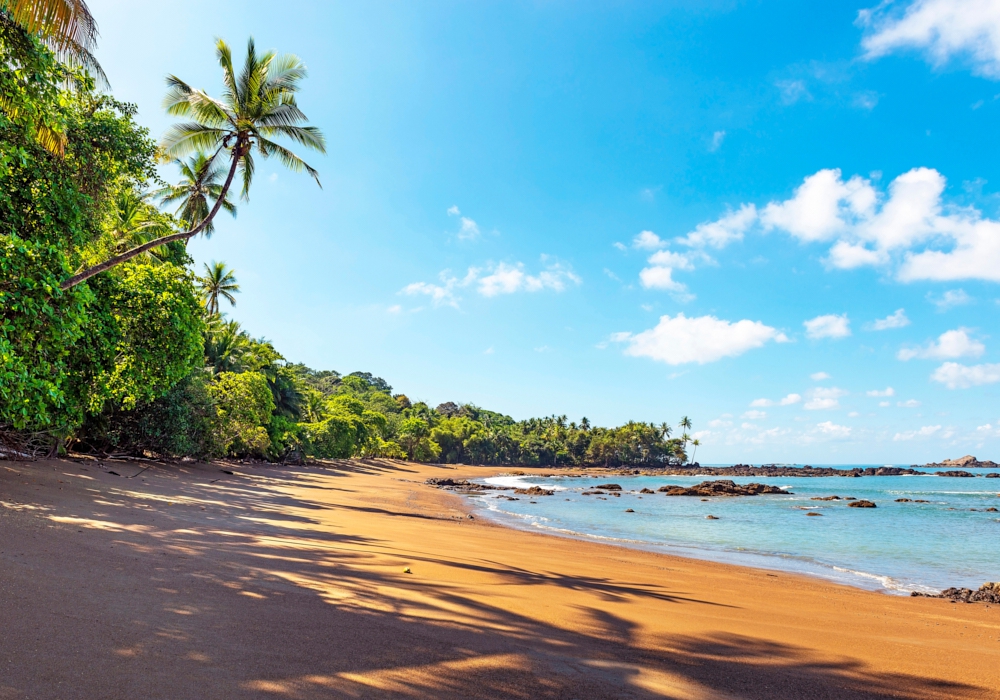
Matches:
[0,458,988,700]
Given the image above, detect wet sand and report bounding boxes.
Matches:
[0,457,998,699]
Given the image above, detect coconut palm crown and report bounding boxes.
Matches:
[153,152,237,237]
[62,36,325,289]
[199,261,239,315]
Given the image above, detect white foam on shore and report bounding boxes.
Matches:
[483,475,568,491]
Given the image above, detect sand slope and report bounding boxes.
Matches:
[0,458,998,699]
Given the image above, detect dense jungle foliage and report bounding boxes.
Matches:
[0,17,694,467]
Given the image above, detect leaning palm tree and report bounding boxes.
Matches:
[61,36,325,289]
[199,261,239,315]
[690,438,701,464]
[108,189,171,261]
[153,152,236,237]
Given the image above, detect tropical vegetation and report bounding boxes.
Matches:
[0,2,696,467]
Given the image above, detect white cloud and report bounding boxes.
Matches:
[860,0,1000,79]
[816,421,852,438]
[447,205,461,216]
[613,241,627,251]
[478,261,581,297]
[750,398,773,407]
[804,314,852,339]
[633,230,664,249]
[805,386,848,410]
[879,401,891,407]
[848,411,860,417]
[677,204,757,249]
[868,308,910,330]
[743,410,767,420]
[928,289,973,309]
[638,265,689,294]
[897,328,985,360]
[777,79,809,105]
[750,392,802,408]
[457,217,481,240]
[867,387,895,397]
[761,169,875,242]
[386,304,402,314]
[810,372,832,381]
[898,399,922,407]
[613,313,789,366]
[780,393,803,405]
[931,361,1000,388]
[708,418,733,428]
[403,260,580,307]
[483,346,494,355]
[893,425,942,441]
[709,130,726,152]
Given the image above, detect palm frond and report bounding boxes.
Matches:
[257,136,320,186]
[160,123,227,158]
[0,0,97,51]
[258,124,326,153]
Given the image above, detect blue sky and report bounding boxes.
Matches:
[89,0,1000,463]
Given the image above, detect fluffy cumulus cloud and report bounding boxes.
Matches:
[677,205,758,249]
[742,410,767,420]
[867,387,895,397]
[931,362,1000,388]
[447,205,481,240]
[929,289,973,310]
[804,314,851,339]
[402,259,580,308]
[810,371,832,381]
[868,308,910,330]
[897,329,985,360]
[633,230,664,250]
[816,421,852,438]
[860,0,1000,79]
[805,387,848,410]
[613,313,788,365]
[750,393,802,407]
[894,425,942,441]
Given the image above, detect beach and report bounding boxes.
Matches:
[1,457,998,699]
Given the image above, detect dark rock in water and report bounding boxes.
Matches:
[582,490,606,495]
[912,582,1000,604]
[985,507,999,512]
[658,480,789,497]
[612,492,620,497]
[935,470,976,477]
[924,455,999,469]
[705,515,719,520]
[625,508,634,513]
[895,498,913,502]
[426,477,505,492]
[848,500,877,508]
[985,473,1000,478]
[639,488,655,494]
[515,486,555,496]
[811,495,842,501]
[844,497,857,501]
[806,512,823,516]
[914,499,930,503]
[595,483,622,490]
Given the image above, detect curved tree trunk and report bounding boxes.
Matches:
[60,147,241,290]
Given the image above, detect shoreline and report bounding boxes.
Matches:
[2,457,998,698]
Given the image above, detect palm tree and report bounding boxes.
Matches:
[678,416,692,460]
[62,36,325,289]
[108,189,171,261]
[690,438,701,464]
[199,261,239,315]
[153,152,236,237]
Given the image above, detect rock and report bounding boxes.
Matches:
[514,486,555,496]
[985,507,998,512]
[811,496,842,501]
[639,488,655,494]
[912,582,1000,604]
[935,470,976,478]
[625,508,634,513]
[806,512,823,516]
[658,480,790,497]
[985,473,1000,478]
[895,498,913,502]
[426,477,505,492]
[582,490,605,495]
[844,497,857,501]
[848,500,877,508]
[914,499,930,503]
[705,515,719,520]
[612,492,620,497]
[925,455,999,469]
[594,483,622,490]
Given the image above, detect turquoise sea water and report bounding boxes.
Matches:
[468,468,1000,594]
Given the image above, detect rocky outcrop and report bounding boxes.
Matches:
[426,478,504,492]
[847,500,877,508]
[514,486,555,496]
[925,455,998,468]
[594,483,622,490]
[657,480,789,497]
[912,582,1000,604]
[639,465,927,478]
[935,470,976,478]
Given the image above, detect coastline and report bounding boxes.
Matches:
[1,457,998,698]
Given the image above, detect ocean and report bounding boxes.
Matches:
[465,467,1000,594]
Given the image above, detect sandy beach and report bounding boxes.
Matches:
[1,457,998,699]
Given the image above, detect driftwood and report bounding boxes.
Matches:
[0,428,56,460]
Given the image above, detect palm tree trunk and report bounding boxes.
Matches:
[60,147,241,290]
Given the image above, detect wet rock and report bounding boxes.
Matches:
[582,490,605,495]
[912,582,1000,604]
[806,512,823,516]
[705,515,719,520]
[594,483,622,490]
[625,508,635,513]
[985,473,1000,478]
[848,500,877,508]
[844,497,857,501]
[935,470,976,478]
[658,480,789,497]
[914,499,930,503]
[426,477,505,492]
[924,455,999,469]
[639,488,655,494]
[985,507,999,512]
[895,498,913,502]
[514,486,555,496]
[811,496,842,501]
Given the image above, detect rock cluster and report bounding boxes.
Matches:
[594,483,622,490]
[924,455,999,468]
[847,500,877,508]
[644,465,927,478]
[657,480,789,497]
[425,478,502,492]
[514,486,555,496]
[912,582,1000,604]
